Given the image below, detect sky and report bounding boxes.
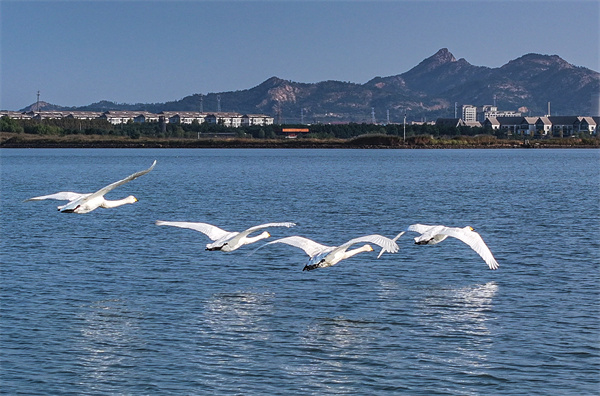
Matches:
[1,0,598,111]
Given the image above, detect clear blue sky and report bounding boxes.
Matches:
[1,0,598,111]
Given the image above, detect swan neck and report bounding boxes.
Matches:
[245,232,270,244]
[101,197,135,208]
[343,245,372,259]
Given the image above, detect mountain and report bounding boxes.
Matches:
[20,49,599,123]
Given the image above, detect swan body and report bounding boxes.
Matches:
[25,160,156,213]
[260,234,399,271]
[155,221,296,252]
[404,224,499,270]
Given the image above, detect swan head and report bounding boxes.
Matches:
[246,231,270,244]
[124,195,138,204]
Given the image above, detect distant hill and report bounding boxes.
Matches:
[20,49,599,123]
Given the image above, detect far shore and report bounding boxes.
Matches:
[1,132,598,149]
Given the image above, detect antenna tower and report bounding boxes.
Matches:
[301,108,304,124]
[36,90,41,112]
[199,95,203,113]
[386,109,390,125]
[371,107,376,124]
[217,95,221,112]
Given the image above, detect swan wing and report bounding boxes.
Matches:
[407,224,439,235]
[262,236,331,257]
[436,227,499,270]
[86,160,156,200]
[239,222,296,238]
[25,192,89,202]
[341,234,399,254]
[377,231,406,258]
[155,221,232,241]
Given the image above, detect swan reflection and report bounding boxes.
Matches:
[419,281,498,334]
[201,291,275,342]
[417,282,499,373]
[76,299,141,386]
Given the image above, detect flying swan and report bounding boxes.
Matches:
[258,234,400,271]
[400,224,499,270]
[25,160,157,214]
[155,221,296,252]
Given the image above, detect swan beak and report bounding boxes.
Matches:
[367,245,374,252]
[469,226,474,231]
[266,232,271,237]
[134,197,139,202]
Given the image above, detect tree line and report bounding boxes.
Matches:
[0,115,595,140]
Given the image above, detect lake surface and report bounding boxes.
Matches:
[1,148,598,395]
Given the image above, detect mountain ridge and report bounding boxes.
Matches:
[19,48,599,122]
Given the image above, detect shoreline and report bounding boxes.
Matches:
[1,132,598,149]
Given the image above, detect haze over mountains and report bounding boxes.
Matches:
[21,49,599,123]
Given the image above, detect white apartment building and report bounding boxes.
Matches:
[461,105,477,122]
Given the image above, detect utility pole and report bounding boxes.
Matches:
[403,113,406,142]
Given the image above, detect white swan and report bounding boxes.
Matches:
[25,160,156,213]
[259,234,400,271]
[402,224,499,270]
[155,221,296,252]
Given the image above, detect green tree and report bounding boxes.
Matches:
[0,116,24,133]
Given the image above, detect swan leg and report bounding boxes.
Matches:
[415,239,431,245]
[205,246,223,251]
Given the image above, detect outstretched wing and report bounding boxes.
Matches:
[24,192,89,202]
[377,231,406,258]
[437,227,499,270]
[260,235,331,258]
[87,160,156,201]
[240,222,296,237]
[155,220,232,241]
[341,234,399,255]
[407,224,438,235]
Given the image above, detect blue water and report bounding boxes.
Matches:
[1,148,598,395]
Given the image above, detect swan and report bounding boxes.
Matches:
[402,224,499,270]
[258,234,400,271]
[25,160,156,213]
[155,221,296,252]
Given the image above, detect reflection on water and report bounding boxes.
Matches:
[416,282,498,375]
[76,299,142,390]
[202,291,275,340]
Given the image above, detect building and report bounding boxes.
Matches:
[0,111,32,119]
[241,114,274,127]
[160,112,208,124]
[280,128,309,138]
[477,105,522,123]
[461,105,477,122]
[99,111,139,125]
[204,113,243,127]
[64,111,103,120]
[133,112,160,123]
[482,116,597,136]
